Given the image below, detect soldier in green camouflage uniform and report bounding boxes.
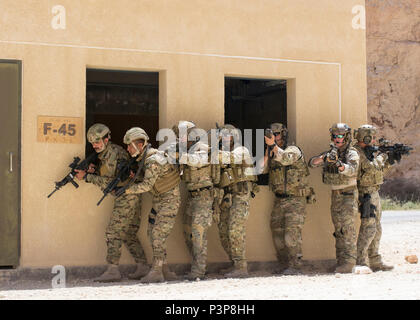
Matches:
[353,125,394,272]
[309,123,360,273]
[117,127,181,283]
[262,123,315,275]
[216,124,258,278]
[176,123,221,280]
[75,123,148,282]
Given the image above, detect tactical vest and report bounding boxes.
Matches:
[355,145,384,188]
[182,163,221,191]
[322,146,356,186]
[268,148,310,196]
[141,148,181,195]
[99,143,129,188]
[218,161,257,188]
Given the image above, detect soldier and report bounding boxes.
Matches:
[116,127,181,283]
[74,123,148,282]
[216,124,257,278]
[262,123,315,275]
[353,125,394,272]
[308,123,360,273]
[176,122,221,280]
[171,120,197,259]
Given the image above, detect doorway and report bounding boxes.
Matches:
[224,77,287,184]
[0,60,21,268]
[86,69,159,154]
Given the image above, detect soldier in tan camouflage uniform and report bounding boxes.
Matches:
[216,124,258,278]
[75,123,148,282]
[353,125,394,272]
[117,127,181,283]
[309,123,360,273]
[175,122,221,280]
[262,123,315,275]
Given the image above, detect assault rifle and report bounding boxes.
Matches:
[47,152,98,198]
[96,157,137,206]
[97,145,150,204]
[323,144,342,173]
[365,138,413,165]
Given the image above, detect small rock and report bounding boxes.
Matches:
[352,266,373,274]
[405,255,418,264]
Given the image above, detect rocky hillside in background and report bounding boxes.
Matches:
[366,0,420,201]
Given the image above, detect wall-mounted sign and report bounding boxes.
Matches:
[37,116,83,144]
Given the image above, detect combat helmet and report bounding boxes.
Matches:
[123,127,149,145]
[270,123,288,145]
[87,123,110,143]
[123,127,150,158]
[329,123,352,144]
[354,124,377,145]
[172,120,196,139]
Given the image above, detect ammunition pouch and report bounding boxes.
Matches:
[189,185,213,197]
[322,169,352,186]
[153,167,181,195]
[359,193,376,219]
[219,165,256,188]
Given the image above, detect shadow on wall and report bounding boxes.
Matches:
[380,178,420,202]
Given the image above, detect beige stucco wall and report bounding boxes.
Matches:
[0,0,367,267]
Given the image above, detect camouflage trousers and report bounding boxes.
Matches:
[356,190,383,266]
[270,195,307,267]
[183,189,214,276]
[331,188,358,266]
[218,185,251,265]
[106,193,146,265]
[148,186,181,262]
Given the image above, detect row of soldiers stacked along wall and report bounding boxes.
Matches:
[60,121,412,282]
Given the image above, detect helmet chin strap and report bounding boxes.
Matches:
[130,141,148,157]
[130,142,140,157]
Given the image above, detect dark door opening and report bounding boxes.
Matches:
[224,77,287,184]
[86,69,159,154]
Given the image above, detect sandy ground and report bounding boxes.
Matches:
[0,210,419,300]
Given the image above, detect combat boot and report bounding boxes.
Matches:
[370,262,394,272]
[282,257,303,275]
[219,261,234,274]
[93,264,121,282]
[162,264,178,281]
[282,265,302,275]
[128,262,150,280]
[334,263,355,274]
[224,261,248,278]
[140,259,165,283]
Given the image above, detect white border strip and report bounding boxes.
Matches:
[0,39,342,121]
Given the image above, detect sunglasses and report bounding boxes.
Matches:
[332,134,345,139]
[273,132,282,136]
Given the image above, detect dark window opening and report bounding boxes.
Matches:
[86,69,159,155]
[224,77,287,185]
